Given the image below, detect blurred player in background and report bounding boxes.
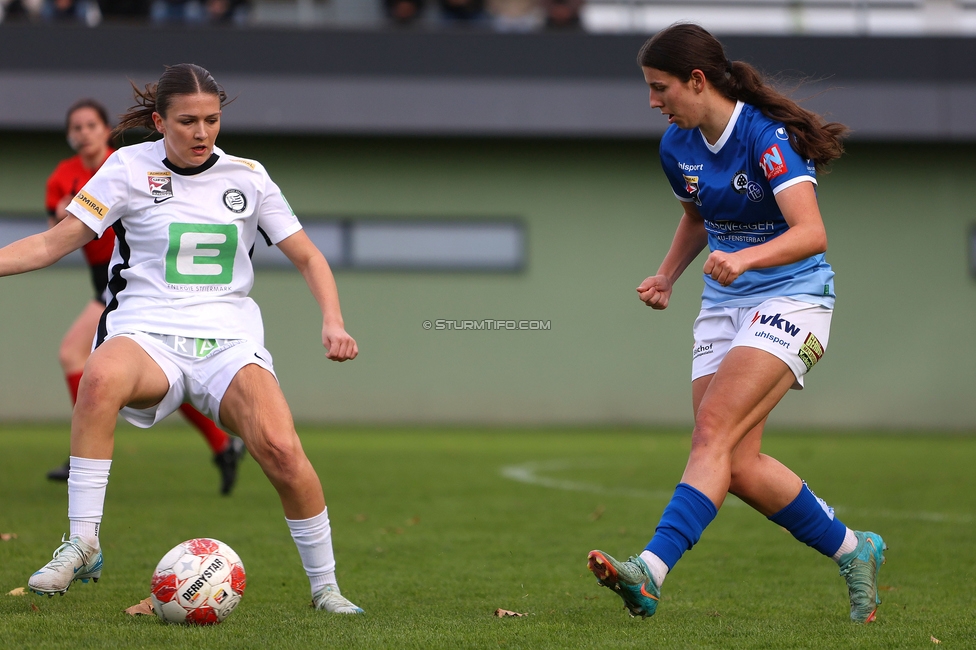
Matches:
[5,66,362,614]
[586,24,886,624]
[44,98,245,494]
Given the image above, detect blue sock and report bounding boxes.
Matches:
[644,483,718,569]
[769,482,847,557]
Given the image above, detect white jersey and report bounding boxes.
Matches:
[65,139,302,344]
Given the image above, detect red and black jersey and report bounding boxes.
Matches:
[45,151,116,266]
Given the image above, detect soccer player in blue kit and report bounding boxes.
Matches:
[586,24,886,623]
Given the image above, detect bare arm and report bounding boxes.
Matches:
[702,181,827,286]
[51,195,73,225]
[0,215,95,278]
[637,200,709,310]
[276,229,358,362]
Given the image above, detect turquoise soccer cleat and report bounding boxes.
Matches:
[312,585,364,614]
[587,550,660,618]
[28,534,103,597]
[838,531,887,623]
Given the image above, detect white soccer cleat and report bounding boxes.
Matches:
[312,585,364,614]
[28,534,103,597]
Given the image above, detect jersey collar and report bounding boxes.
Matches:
[163,152,220,176]
[699,100,744,155]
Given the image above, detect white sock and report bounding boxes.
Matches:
[639,550,669,588]
[285,507,338,596]
[67,456,111,545]
[832,528,858,562]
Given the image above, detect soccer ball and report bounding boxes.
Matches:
[150,538,246,625]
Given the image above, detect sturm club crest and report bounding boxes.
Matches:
[222,189,247,213]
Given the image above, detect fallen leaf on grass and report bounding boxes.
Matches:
[124,598,155,617]
[589,505,606,521]
[7,587,26,596]
[1,533,18,541]
[494,609,528,618]
[931,637,941,645]
[30,603,39,612]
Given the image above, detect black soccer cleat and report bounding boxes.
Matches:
[46,459,71,482]
[213,436,247,496]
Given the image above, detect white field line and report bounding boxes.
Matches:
[500,460,974,524]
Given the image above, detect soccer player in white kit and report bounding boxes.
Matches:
[0,63,363,614]
[585,25,886,623]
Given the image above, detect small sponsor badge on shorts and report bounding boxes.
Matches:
[195,338,218,358]
[148,171,173,198]
[798,332,824,371]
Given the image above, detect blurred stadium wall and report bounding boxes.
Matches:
[1,28,975,429]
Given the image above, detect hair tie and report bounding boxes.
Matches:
[725,58,734,77]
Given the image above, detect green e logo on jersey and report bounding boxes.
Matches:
[166,223,238,285]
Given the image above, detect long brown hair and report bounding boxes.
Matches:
[112,63,228,140]
[638,24,848,171]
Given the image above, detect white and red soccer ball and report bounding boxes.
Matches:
[150,538,246,625]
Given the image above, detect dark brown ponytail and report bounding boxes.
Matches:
[638,24,849,171]
[112,63,228,140]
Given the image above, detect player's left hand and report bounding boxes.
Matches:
[703,251,746,287]
[322,324,358,362]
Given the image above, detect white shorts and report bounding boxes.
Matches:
[109,330,277,430]
[691,297,831,389]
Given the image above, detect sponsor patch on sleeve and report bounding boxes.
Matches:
[798,332,824,371]
[72,190,109,220]
[230,158,257,170]
[760,144,788,181]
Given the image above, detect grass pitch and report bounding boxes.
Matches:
[1,425,974,649]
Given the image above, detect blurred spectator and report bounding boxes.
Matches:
[0,0,44,23]
[204,0,247,24]
[438,0,486,25]
[99,0,149,21]
[384,0,423,25]
[151,0,204,23]
[151,0,245,24]
[41,0,101,24]
[543,0,581,29]
[488,0,541,31]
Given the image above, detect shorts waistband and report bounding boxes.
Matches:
[144,332,242,359]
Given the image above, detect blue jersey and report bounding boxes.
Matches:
[659,101,835,309]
